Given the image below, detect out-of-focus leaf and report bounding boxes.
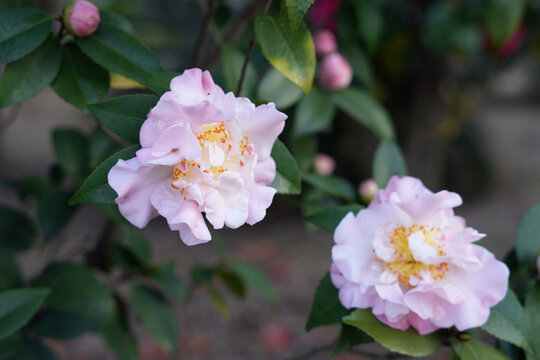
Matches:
[0,333,24,360]
[10,176,50,199]
[302,173,357,202]
[218,269,246,298]
[0,288,50,339]
[76,24,163,82]
[8,338,58,360]
[284,0,315,33]
[293,87,335,137]
[70,145,140,205]
[516,203,540,266]
[0,206,36,255]
[306,272,348,331]
[0,8,54,64]
[52,128,89,180]
[485,0,525,47]
[142,71,180,96]
[33,310,97,339]
[342,45,374,89]
[99,307,138,360]
[460,341,510,360]
[99,10,135,35]
[525,286,540,359]
[231,262,277,306]
[303,204,363,233]
[331,87,395,140]
[0,257,21,291]
[255,16,315,93]
[222,44,256,97]
[88,94,158,143]
[270,140,301,194]
[151,264,189,303]
[37,190,77,241]
[0,35,61,108]
[372,140,407,188]
[355,0,383,54]
[343,309,441,357]
[257,68,303,110]
[332,324,372,355]
[88,127,122,168]
[51,43,109,109]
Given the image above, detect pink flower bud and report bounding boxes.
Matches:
[358,178,378,204]
[318,53,353,91]
[63,0,100,37]
[314,153,335,176]
[537,256,540,279]
[313,30,337,56]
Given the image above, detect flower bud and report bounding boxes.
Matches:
[313,30,337,57]
[358,178,378,204]
[318,53,353,91]
[63,0,100,37]
[314,153,335,176]
[537,256,540,279]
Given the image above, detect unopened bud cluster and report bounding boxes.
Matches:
[313,29,352,91]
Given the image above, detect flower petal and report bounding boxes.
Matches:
[246,185,276,225]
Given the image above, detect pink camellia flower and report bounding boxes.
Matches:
[358,178,378,204]
[108,69,286,245]
[313,30,337,57]
[318,53,353,91]
[314,153,335,176]
[63,0,100,37]
[331,175,509,334]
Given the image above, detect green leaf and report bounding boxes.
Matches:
[257,67,303,110]
[37,190,77,241]
[0,333,24,360]
[51,43,109,109]
[33,310,98,339]
[461,341,511,360]
[142,71,180,96]
[99,10,135,35]
[332,324,372,355]
[255,16,315,93]
[99,308,138,360]
[355,0,383,54]
[0,34,61,108]
[0,206,36,255]
[0,8,54,64]
[221,44,256,97]
[88,94,158,143]
[70,145,140,205]
[151,265,189,303]
[372,140,407,188]
[32,263,114,322]
[88,127,123,168]
[482,290,529,350]
[131,284,178,355]
[230,262,277,306]
[0,287,50,339]
[485,0,525,47]
[342,44,374,89]
[9,176,50,199]
[76,24,163,82]
[306,272,349,331]
[218,269,246,298]
[121,227,151,265]
[0,257,21,291]
[284,0,315,33]
[9,338,58,360]
[525,286,540,359]
[293,86,335,137]
[343,309,441,357]
[303,204,363,233]
[302,173,357,202]
[331,87,395,140]
[516,203,540,266]
[270,140,301,194]
[52,128,89,180]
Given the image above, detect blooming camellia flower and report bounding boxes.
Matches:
[108,69,287,245]
[63,0,100,37]
[331,175,508,334]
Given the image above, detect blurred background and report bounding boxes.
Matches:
[2,0,540,359]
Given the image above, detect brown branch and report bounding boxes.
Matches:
[191,0,220,68]
[236,0,273,96]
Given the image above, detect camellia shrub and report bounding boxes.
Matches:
[0,0,540,359]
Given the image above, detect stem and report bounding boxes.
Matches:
[236,0,273,96]
[191,0,220,68]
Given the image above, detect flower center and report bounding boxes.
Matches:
[382,224,448,286]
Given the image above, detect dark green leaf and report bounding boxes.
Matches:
[290,135,317,172]
[142,71,180,96]
[151,264,189,303]
[257,68,303,110]
[76,24,163,82]
[131,284,178,355]
[208,284,229,319]
[270,140,301,194]
[255,16,315,93]
[303,204,363,233]
[284,0,315,33]
[0,205,36,255]
[355,0,383,54]
[221,44,256,97]
[99,308,138,360]
[0,333,24,360]
[218,270,246,298]
[0,8,53,64]
[372,140,407,188]
[37,190,77,241]
[122,228,151,265]
[343,309,441,357]
[482,290,529,350]
[89,127,123,168]
[11,176,50,199]
[70,145,140,205]
[293,87,335,137]
[0,257,21,291]
[525,286,540,358]
[0,287,50,339]
[52,128,89,180]
[460,341,510,360]
[342,44,374,89]
[99,10,135,35]
[51,43,109,109]
[306,272,348,331]
[331,87,395,140]
[485,0,525,47]
[33,310,97,339]
[302,173,357,202]
[0,35,61,108]
[332,324,372,355]
[88,94,158,144]
[231,262,277,306]
[10,338,58,360]
[516,203,540,265]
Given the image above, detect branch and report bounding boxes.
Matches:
[191,0,220,68]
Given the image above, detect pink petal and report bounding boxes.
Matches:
[246,184,276,225]
[254,157,276,185]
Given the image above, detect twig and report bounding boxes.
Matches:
[236,0,273,95]
[191,0,220,68]
[196,0,223,44]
